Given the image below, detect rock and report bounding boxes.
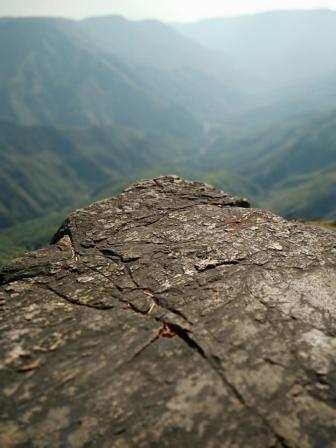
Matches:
[0,175,335,448]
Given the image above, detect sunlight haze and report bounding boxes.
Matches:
[0,0,335,21]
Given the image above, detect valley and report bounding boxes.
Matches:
[0,10,335,266]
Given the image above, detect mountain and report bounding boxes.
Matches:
[0,17,201,134]
[2,11,336,130]
[0,121,192,229]
[0,11,335,265]
[0,16,242,132]
[176,10,336,90]
[79,15,245,120]
[79,15,217,70]
[176,9,336,122]
[262,170,336,220]
[193,109,336,219]
[2,105,334,266]
[200,110,336,183]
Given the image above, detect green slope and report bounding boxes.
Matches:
[198,110,336,216]
[245,112,336,188]
[262,171,336,220]
[0,121,192,229]
[0,210,67,266]
[177,10,336,90]
[1,108,335,240]
[0,18,199,135]
[0,16,244,132]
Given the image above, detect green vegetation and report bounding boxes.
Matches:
[0,235,25,267]
[0,121,193,229]
[1,110,335,268]
[194,111,336,219]
[0,211,68,267]
[262,171,336,220]
[0,17,236,133]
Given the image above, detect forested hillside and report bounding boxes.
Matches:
[0,121,192,228]
[0,17,240,130]
[177,10,336,98]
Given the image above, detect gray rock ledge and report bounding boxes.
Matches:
[1,176,336,448]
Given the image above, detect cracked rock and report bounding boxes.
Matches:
[0,175,336,448]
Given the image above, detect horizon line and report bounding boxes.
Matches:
[0,7,335,24]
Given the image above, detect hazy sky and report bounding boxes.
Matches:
[0,0,335,22]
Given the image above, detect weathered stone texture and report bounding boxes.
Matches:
[0,176,336,447]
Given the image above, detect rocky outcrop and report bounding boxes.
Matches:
[0,175,336,448]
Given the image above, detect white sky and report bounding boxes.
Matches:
[0,0,335,22]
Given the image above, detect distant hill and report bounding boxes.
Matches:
[0,121,191,229]
[2,11,336,129]
[176,10,336,89]
[262,170,336,220]
[0,17,242,132]
[79,15,217,71]
[6,107,335,229]
[0,18,201,134]
[195,109,336,219]
[176,9,336,121]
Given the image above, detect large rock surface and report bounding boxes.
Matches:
[1,176,336,448]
